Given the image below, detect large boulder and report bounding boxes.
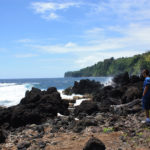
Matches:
[121,86,141,103]
[113,72,130,85]
[64,79,103,95]
[83,137,106,150]
[130,75,141,83]
[0,87,69,128]
[74,101,99,117]
[92,85,122,112]
[108,88,123,98]
[93,86,114,102]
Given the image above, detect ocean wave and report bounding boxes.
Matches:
[0,83,34,107]
[0,83,17,87]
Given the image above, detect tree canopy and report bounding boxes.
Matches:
[64,51,150,77]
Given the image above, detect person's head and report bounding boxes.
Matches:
[142,69,149,78]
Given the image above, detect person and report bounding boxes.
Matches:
[142,69,150,123]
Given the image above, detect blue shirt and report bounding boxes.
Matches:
[143,77,150,98]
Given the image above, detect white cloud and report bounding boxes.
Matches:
[31,1,81,20]
[65,42,77,48]
[75,50,144,68]
[17,39,33,43]
[86,27,104,34]
[31,2,80,13]
[28,23,150,67]
[31,41,122,54]
[27,0,150,68]
[15,54,37,58]
[93,0,150,21]
[42,12,59,20]
[31,24,150,54]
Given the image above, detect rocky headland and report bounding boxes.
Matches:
[0,72,150,150]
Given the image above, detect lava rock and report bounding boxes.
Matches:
[74,101,99,116]
[83,137,106,150]
[0,87,69,128]
[64,79,103,95]
[0,128,8,143]
[130,75,141,83]
[122,86,141,103]
[17,141,31,149]
[113,72,130,85]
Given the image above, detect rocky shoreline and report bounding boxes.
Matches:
[0,72,150,150]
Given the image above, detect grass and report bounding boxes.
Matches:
[103,127,114,133]
[136,132,143,137]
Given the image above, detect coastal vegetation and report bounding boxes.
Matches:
[65,51,150,77]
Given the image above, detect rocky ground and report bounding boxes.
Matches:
[0,72,150,150]
[0,111,150,150]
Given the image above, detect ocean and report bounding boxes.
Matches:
[0,77,112,107]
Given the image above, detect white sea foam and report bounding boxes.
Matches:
[57,113,64,117]
[74,99,87,106]
[0,83,33,107]
[58,90,83,100]
[104,77,113,86]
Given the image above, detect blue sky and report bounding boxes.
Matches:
[1,0,150,78]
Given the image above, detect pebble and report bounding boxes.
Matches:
[17,141,31,149]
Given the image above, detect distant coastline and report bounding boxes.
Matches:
[65,51,150,77]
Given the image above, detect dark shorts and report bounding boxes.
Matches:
[142,96,150,110]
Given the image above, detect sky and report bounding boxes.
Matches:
[1,0,150,78]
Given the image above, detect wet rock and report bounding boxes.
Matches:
[63,87,72,95]
[46,87,57,94]
[83,137,106,150]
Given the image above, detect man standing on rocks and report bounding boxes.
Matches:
[142,69,150,123]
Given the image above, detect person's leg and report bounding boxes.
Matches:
[145,110,150,123]
[145,110,149,118]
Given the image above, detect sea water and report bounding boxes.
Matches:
[0,77,112,107]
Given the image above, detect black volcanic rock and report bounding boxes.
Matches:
[64,79,103,95]
[0,87,69,128]
[89,73,144,114]
[74,101,99,117]
[121,86,141,103]
[130,75,141,83]
[0,128,8,143]
[113,72,130,85]
[83,137,106,150]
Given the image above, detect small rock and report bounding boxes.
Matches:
[17,141,31,149]
[38,141,46,148]
[51,141,58,145]
[36,125,44,133]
